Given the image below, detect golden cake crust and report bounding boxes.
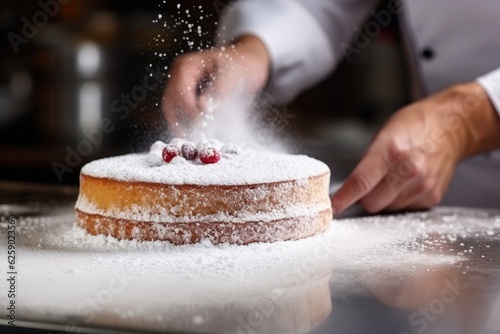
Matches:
[75,152,332,244]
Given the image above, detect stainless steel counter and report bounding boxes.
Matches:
[0,182,500,334]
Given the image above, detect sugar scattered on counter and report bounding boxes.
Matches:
[3,207,491,283]
[2,206,499,331]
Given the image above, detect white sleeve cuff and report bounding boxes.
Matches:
[477,67,500,118]
[217,0,336,104]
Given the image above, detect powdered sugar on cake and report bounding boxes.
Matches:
[76,141,332,243]
[81,141,330,186]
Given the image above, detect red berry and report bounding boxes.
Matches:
[181,143,198,160]
[199,146,221,164]
[162,144,180,163]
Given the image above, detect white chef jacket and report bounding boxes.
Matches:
[218,0,500,208]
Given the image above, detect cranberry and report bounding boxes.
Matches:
[199,146,221,164]
[162,144,181,163]
[181,143,198,160]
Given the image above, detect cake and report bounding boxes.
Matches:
[75,140,332,244]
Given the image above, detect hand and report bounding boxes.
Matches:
[162,35,271,136]
[331,82,500,214]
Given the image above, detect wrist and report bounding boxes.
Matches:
[234,35,270,65]
[440,82,500,160]
[233,35,271,87]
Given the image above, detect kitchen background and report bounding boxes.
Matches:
[0,0,410,184]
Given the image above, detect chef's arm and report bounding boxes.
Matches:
[331,81,500,214]
[162,0,379,132]
[218,0,379,104]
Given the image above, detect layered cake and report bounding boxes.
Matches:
[75,140,332,244]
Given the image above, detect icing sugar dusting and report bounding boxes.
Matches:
[150,2,295,153]
[81,146,329,186]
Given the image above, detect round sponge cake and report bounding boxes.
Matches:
[75,147,332,244]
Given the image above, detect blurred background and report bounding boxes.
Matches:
[0,0,410,185]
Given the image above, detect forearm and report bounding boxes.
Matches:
[462,83,500,157]
[232,35,271,85]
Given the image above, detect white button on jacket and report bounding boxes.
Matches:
[219,0,500,208]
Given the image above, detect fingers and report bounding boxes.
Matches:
[374,151,450,213]
[331,137,435,214]
[162,54,209,135]
[361,158,444,213]
[359,148,429,213]
[386,177,441,212]
[331,151,389,214]
[360,173,420,213]
[359,177,402,214]
[162,37,270,136]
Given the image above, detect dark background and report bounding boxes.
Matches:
[0,0,410,185]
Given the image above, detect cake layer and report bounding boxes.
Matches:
[76,209,332,244]
[76,173,331,223]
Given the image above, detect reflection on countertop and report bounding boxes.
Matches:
[0,182,500,334]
